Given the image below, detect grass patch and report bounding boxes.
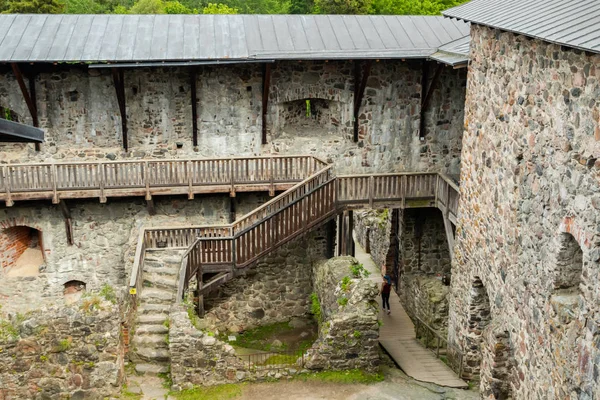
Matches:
[159,370,173,389]
[260,353,301,366]
[350,263,370,279]
[337,296,348,307]
[230,321,292,352]
[172,384,242,400]
[294,369,384,384]
[340,276,352,292]
[99,284,116,304]
[310,293,321,323]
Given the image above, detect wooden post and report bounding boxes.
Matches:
[190,68,198,147]
[58,201,74,245]
[419,62,443,139]
[112,68,128,151]
[261,63,272,145]
[146,198,156,216]
[353,60,372,142]
[348,210,355,257]
[11,63,40,151]
[196,271,205,318]
[3,166,13,207]
[229,197,236,223]
[337,213,344,256]
[326,218,336,258]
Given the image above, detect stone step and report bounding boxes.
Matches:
[141,288,175,304]
[137,314,169,325]
[137,303,171,315]
[143,274,178,290]
[135,324,169,335]
[134,347,170,363]
[132,334,169,349]
[143,265,178,277]
[134,363,170,375]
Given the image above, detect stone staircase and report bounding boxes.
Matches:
[131,249,183,375]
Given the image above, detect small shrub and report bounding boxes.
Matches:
[39,355,48,362]
[340,276,352,292]
[350,263,370,279]
[99,284,116,304]
[353,330,362,339]
[80,296,102,313]
[56,338,71,352]
[337,297,348,307]
[310,293,322,322]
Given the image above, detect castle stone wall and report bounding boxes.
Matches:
[0,61,465,175]
[449,25,600,398]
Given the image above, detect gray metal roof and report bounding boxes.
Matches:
[429,35,470,66]
[0,14,469,63]
[0,119,44,143]
[444,0,600,54]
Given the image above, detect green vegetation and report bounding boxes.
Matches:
[39,355,48,362]
[228,321,289,351]
[353,330,361,339]
[0,0,468,19]
[100,284,117,304]
[172,384,242,400]
[340,276,352,292]
[80,296,103,314]
[0,313,25,342]
[56,338,72,352]
[310,292,322,323]
[159,369,173,389]
[350,262,370,279]
[294,369,384,384]
[337,296,348,307]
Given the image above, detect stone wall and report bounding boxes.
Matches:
[399,274,449,340]
[353,209,391,272]
[305,257,379,372]
[0,195,229,314]
[0,61,466,175]
[449,25,600,399]
[0,288,132,400]
[203,226,328,333]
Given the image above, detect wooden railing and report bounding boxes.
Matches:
[127,162,461,302]
[0,155,327,205]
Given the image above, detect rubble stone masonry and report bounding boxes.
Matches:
[449,25,600,399]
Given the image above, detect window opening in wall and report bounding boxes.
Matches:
[0,106,19,122]
[551,233,583,323]
[64,280,86,304]
[278,97,343,138]
[1,226,44,277]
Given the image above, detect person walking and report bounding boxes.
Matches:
[381,275,392,315]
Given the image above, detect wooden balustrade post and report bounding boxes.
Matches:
[230,158,236,198]
[144,161,151,201]
[401,175,407,209]
[98,163,106,203]
[3,166,12,207]
[269,157,275,196]
[348,210,355,257]
[51,164,58,204]
[196,270,205,318]
[336,213,344,256]
[187,160,194,200]
[368,175,374,208]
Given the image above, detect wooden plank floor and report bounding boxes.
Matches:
[354,238,468,389]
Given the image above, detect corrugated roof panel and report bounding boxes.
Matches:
[228,15,250,58]
[114,14,139,61]
[97,15,124,62]
[28,15,63,61]
[63,15,94,61]
[166,15,185,61]
[315,16,341,50]
[81,15,110,61]
[342,15,370,50]
[0,14,470,63]
[11,15,46,61]
[198,14,216,59]
[285,16,310,51]
[444,0,600,54]
[327,15,354,50]
[0,15,31,61]
[45,14,78,61]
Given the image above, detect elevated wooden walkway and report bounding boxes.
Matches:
[355,240,468,388]
[0,155,325,206]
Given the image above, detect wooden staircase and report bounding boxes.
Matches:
[128,159,460,324]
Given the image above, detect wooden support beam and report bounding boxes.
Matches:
[261,63,272,145]
[326,218,336,258]
[11,63,40,151]
[190,68,198,147]
[419,63,443,139]
[229,197,236,223]
[146,198,156,216]
[112,68,128,151]
[196,271,205,318]
[347,210,355,257]
[337,213,344,256]
[353,60,372,143]
[58,200,74,245]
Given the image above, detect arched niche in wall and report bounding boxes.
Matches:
[463,276,492,381]
[275,97,349,139]
[550,232,584,324]
[0,225,45,277]
[64,280,86,304]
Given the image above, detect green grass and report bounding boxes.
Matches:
[294,369,384,384]
[260,353,300,366]
[172,384,242,400]
[159,370,173,389]
[230,321,293,352]
[310,293,321,323]
[337,296,348,307]
[99,284,116,304]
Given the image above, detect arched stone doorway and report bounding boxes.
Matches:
[0,225,44,277]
